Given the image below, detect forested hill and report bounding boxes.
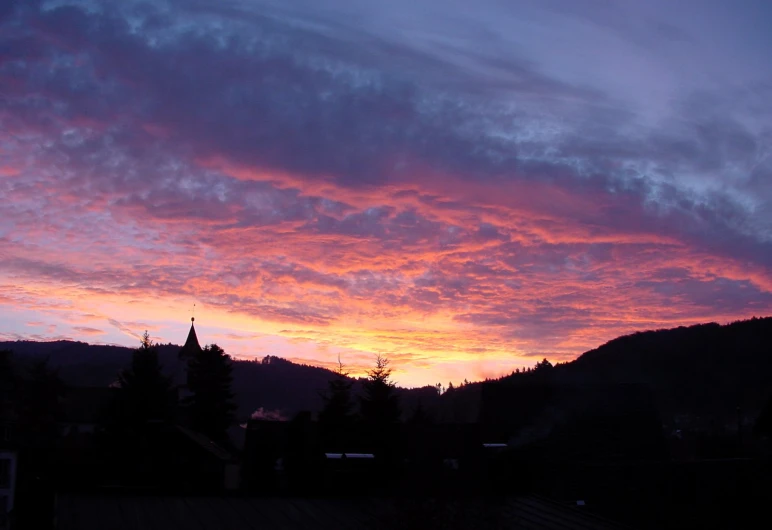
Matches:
[566,316,772,419]
[0,340,347,418]
[440,316,772,425]
[2,316,771,423]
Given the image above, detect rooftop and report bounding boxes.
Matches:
[55,494,629,530]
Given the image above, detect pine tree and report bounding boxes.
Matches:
[0,350,15,419]
[319,358,355,426]
[360,355,400,425]
[534,358,553,372]
[187,343,236,441]
[19,357,65,445]
[755,393,772,438]
[118,331,172,427]
[101,333,173,488]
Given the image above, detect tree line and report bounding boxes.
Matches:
[318,354,401,428]
[0,331,237,442]
[107,331,236,442]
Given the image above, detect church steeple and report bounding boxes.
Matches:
[177,317,201,406]
[179,317,202,360]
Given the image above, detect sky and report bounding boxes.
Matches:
[1,0,771,387]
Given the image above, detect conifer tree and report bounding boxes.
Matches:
[360,355,400,425]
[0,350,15,418]
[19,357,65,444]
[187,343,236,441]
[534,358,553,372]
[319,358,355,426]
[118,331,172,427]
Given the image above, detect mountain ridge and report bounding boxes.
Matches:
[2,316,771,425]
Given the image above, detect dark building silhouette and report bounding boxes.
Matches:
[3,317,772,528]
[54,494,631,530]
[177,317,203,403]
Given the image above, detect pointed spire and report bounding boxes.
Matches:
[179,317,202,359]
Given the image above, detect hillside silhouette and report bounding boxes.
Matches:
[0,341,340,418]
[3,317,772,529]
[569,317,772,422]
[2,316,771,424]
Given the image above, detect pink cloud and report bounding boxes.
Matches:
[1,0,771,387]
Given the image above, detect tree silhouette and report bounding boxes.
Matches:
[0,349,15,419]
[360,355,400,425]
[407,400,433,426]
[318,358,355,426]
[18,357,65,445]
[533,358,554,373]
[8,356,66,530]
[118,331,172,427]
[755,393,772,438]
[187,343,236,441]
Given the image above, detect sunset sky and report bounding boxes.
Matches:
[1,0,771,387]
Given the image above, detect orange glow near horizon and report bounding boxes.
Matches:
[3,1,772,390]
[2,157,771,388]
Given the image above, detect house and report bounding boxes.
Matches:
[58,387,114,438]
[53,493,631,529]
[173,425,241,491]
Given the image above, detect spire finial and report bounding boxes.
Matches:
[191,303,196,323]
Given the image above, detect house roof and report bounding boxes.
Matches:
[55,494,629,530]
[56,495,392,530]
[174,425,235,462]
[505,496,629,530]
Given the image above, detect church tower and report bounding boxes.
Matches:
[180,317,203,360]
[178,317,202,401]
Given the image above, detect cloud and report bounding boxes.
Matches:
[107,319,141,341]
[0,0,771,386]
[72,326,105,336]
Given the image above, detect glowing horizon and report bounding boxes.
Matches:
[2,0,772,388]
